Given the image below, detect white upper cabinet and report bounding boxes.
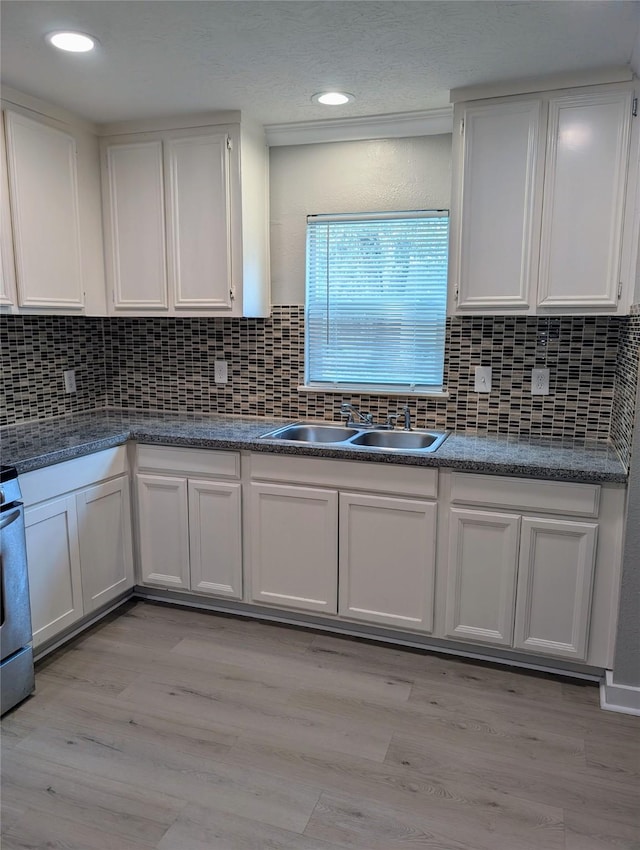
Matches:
[450,82,637,315]
[104,140,168,310]
[538,90,633,309]
[0,111,17,308]
[101,117,270,317]
[452,99,544,311]
[166,133,232,310]
[4,110,83,310]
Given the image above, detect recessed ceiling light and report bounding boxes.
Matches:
[312,92,355,106]
[46,31,97,53]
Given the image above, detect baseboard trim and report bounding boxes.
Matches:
[134,587,602,681]
[600,670,640,715]
[33,592,135,662]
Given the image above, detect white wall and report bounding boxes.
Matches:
[613,364,640,687]
[269,135,452,304]
[631,24,640,76]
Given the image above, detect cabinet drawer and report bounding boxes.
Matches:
[20,447,128,507]
[136,445,240,479]
[250,453,437,499]
[450,473,600,518]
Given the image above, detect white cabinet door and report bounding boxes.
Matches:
[514,517,597,660]
[4,110,83,309]
[538,90,632,309]
[339,493,436,631]
[0,111,16,308]
[24,496,83,648]
[445,508,521,646]
[136,473,190,589]
[250,483,338,613]
[188,479,242,598]
[76,475,134,614]
[166,133,232,310]
[103,140,168,310]
[452,98,543,312]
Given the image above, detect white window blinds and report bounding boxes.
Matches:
[305,211,449,391]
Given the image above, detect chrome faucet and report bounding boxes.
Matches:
[341,402,374,427]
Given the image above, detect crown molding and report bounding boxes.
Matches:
[450,66,633,103]
[265,108,453,147]
[1,86,99,134]
[98,110,242,137]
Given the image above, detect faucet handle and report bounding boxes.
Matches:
[385,413,398,429]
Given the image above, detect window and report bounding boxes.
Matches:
[305,210,449,393]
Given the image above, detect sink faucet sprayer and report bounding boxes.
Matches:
[399,405,412,431]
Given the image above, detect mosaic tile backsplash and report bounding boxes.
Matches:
[611,305,640,466]
[1,316,107,425]
[0,306,640,460]
[2,308,635,457]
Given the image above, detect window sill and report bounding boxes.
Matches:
[297,385,450,399]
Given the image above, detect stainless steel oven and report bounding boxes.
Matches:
[0,464,34,715]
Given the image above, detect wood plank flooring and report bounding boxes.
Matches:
[2,600,639,849]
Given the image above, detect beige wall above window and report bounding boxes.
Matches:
[269,134,452,305]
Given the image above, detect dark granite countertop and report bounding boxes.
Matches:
[0,409,627,484]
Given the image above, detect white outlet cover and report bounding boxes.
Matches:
[474,365,492,393]
[63,369,76,394]
[531,367,550,395]
[214,360,228,384]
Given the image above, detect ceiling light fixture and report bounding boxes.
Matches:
[46,31,97,53]
[312,92,355,106]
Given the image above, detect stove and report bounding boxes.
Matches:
[0,464,35,714]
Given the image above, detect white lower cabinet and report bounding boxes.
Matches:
[339,493,436,631]
[188,479,242,597]
[24,495,84,647]
[76,476,134,615]
[135,447,243,600]
[20,448,134,650]
[248,457,439,629]
[514,517,597,660]
[444,473,601,661]
[137,473,190,589]
[249,483,338,613]
[17,446,622,670]
[444,508,520,646]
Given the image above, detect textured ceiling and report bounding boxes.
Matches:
[1,1,639,126]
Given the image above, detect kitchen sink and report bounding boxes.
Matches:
[260,423,360,443]
[259,422,448,452]
[349,429,448,451]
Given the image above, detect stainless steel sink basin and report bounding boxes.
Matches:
[260,423,359,443]
[350,429,448,451]
[259,422,449,452]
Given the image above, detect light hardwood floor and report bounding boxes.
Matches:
[1,600,639,849]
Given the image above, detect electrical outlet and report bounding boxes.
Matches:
[531,367,550,395]
[63,369,76,394]
[214,360,228,384]
[474,365,492,393]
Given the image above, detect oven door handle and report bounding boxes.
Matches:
[0,508,21,530]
